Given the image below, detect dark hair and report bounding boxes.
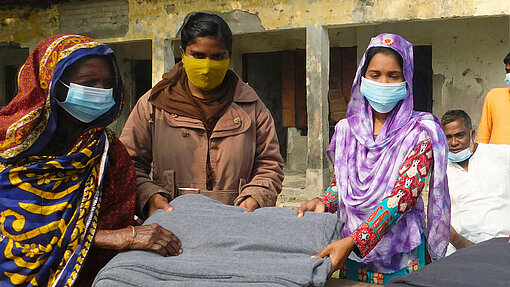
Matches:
[441,110,472,130]
[503,52,510,65]
[180,12,233,55]
[361,47,404,77]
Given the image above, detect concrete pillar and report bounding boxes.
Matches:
[152,38,175,86]
[305,24,331,197]
[286,127,307,172]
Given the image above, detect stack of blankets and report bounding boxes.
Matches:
[387,237,510,287]
[93,194,343,286]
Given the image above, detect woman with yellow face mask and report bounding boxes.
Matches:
[120,12,284,221]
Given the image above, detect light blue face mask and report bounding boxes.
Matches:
[57,81,115,123]
[448,147,473,163]
[505,73,510,86]
[360,77,407,113]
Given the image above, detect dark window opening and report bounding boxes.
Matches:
[328,47,357,140]
[133,60,152,101]
[243,52,286,160]
[4,65,20,104]
[413,46,433,112]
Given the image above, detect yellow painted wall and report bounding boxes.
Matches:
[120,0,510,38]
[1,0,509,48]
[0,6,60,48]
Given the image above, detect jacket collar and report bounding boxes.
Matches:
[232,74,259,103]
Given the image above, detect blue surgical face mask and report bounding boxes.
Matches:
[448,147,473,163]
[57,80,115,123]
[505,73,510,86]
[360,77,407,113]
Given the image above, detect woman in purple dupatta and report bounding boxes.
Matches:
[297,33,450,284]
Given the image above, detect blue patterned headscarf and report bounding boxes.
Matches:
[0,34,121,287]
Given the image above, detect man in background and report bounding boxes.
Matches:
[441,110,510,255]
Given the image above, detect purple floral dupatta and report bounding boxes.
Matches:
[328,34,450,267]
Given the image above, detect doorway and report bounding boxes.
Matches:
[0,45,29,107]
[243,53,286,160]
[413,45,433,112]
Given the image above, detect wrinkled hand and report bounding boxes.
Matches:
[130,223,182,256]
[239,197,260,213]
[148,193,174,217]
[297,198,326,217]
[314,237,356,277]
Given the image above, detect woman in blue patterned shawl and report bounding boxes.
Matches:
[0,34,181,287]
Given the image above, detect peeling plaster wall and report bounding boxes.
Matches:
[59,0,129,39]
[2,0,509,49]
[0,6,59,49]
[428,18,508,126]
[119,0,509,37]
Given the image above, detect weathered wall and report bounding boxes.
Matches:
[2,0,509,49]
[0,6,59,49]
[59,0,129,38]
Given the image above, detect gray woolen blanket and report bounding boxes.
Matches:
[93,194,344,287]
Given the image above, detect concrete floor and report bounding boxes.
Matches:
[276,169,308,209]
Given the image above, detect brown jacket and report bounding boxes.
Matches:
[120,80,284,218]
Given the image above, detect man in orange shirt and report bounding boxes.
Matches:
[477,53,510,144]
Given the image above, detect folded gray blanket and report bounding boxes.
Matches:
[386,237,510,287]
[93,194,343,287]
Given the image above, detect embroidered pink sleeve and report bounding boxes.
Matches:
[318,177,338,213]
[350,139,433,257]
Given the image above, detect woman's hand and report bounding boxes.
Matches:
[93,224,182,256]
[239,196,260,213]
[148,193,174,217]
[129,223,182,256]
[314,237,356,277]
[297,198,326,217]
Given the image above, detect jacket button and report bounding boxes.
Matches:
[210,141,217,149]
[233,117,241,124]
[182,129,189,137]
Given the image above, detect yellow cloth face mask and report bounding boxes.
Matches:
[182,54,230,91]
